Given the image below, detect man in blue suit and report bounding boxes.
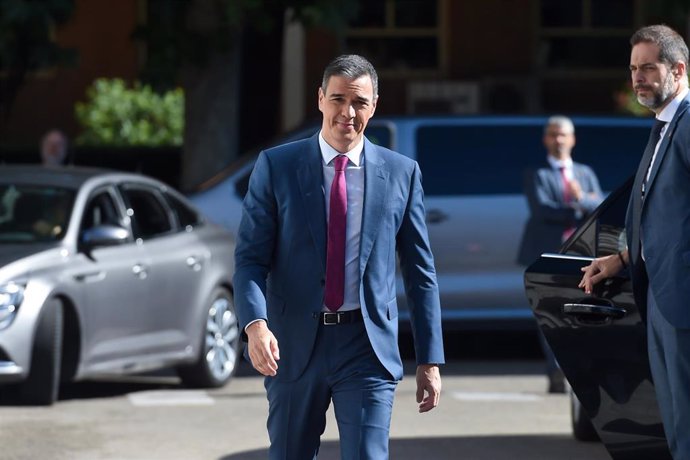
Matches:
[233,54,444,459]
[580,24,690,459]
[517,115,603,392]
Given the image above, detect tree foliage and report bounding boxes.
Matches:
[133,0,358,91]
[74,78,184,146]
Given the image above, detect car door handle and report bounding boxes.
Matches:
[186,255,203,271]
[132,263,148,280]
[563,303,627,319]
[73,271,105,283]
[425,209,448,224]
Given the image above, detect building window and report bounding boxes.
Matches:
[345,0,442,76]
[537,0,641,75]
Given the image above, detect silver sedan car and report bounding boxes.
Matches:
[0,166,240,405]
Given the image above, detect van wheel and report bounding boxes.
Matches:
[177,288,240,388]
[19,299,63,405]
[571,389,600,442]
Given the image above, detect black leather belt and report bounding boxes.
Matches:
[320,309,363,325]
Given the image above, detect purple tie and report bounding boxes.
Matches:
[324,155,348,311]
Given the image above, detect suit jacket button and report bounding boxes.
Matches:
[320,279,325,286]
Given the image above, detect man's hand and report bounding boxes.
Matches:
[568,179,584,202]
[416,364,441,413]
[246,320,280,376]
[578,251,626,294]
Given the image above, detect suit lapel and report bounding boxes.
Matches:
[297,135,327,274]
[644,97,690,200]
[359,139,389,272]
[546,165,564,203]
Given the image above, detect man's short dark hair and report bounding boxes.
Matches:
[321,54,378,97]
[631,24,689,67]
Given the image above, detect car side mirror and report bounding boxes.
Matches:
[80,224,130,250]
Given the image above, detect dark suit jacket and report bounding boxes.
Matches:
[233,134,445,382]
[626,96,690,327]
[517,161,603,267]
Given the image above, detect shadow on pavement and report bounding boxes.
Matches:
[218,434,608,460]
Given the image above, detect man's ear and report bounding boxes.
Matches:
[318,87,325,110]
[673,61,687,80]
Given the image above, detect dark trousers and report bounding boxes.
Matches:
[647,288,690,459]
[264,318,397,460]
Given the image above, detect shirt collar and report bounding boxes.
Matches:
[318,131,364,167]
[547,155,573,170]
[658,87,689,123]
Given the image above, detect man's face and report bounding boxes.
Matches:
[543,124,575,160]
[318,74,377,153]
[630,42,678,111]
[41,131,67,166]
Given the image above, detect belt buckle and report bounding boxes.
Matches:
[323,312,340,325]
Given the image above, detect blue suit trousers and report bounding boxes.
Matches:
[647,288,690,459]
[264,318,397,460]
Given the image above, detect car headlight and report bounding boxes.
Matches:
[0,283,24,329]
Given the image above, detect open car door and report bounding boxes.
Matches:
[524,178,670,460]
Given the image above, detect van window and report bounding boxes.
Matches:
[566,125,650,191]
[365,125,392,149]
[416,125,543,195]
[416,122,651,196]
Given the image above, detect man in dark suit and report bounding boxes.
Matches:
[580,24,690,459]
[233,54,444,460]
[518,115,603,392]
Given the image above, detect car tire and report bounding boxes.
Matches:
[570,388,600,442]
[19,299,64,406]
[177,287,240,388]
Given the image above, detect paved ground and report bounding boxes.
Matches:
[0,359,611,460]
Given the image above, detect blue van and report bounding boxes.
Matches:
[190,115,653,330]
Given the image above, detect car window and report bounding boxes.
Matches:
[561,178,632,259]
[0,185,74,242]
[119,185,173,240]
[163,191,202,230]
[594,179,631,256]
[81,189,123,232]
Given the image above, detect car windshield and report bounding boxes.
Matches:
[0,184,75,243]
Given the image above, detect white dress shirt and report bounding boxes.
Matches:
[319,132,364,312]
[547,155,575,181]
[645,87,689,183]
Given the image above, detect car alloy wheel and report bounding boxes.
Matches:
[178,288,240,388]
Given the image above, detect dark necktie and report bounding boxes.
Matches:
[324,155,348,311]
[630,119,665,264]
[640,119,666,201]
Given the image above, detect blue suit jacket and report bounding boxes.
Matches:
[626,96,690,327]
[233,133,444,382]
[517,162,603,266]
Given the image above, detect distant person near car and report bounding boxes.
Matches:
[40,129,69,166]
[233,54,444,460]
[518,115,604,393]
[580,24,690,459]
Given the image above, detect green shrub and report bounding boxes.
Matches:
[75,78,184,146]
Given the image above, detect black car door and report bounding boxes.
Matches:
[524,178,670,460]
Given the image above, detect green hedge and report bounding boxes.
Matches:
[75,78,184,146]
